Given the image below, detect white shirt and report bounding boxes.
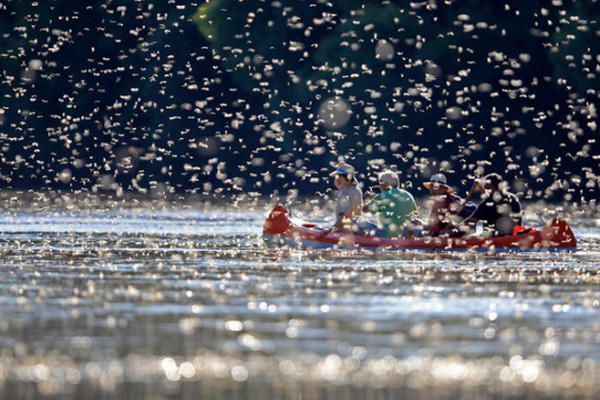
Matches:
[335,185,363,218]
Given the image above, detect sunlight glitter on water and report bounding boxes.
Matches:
[0,197,598,399]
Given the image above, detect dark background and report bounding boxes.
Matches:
[1,0,598,203]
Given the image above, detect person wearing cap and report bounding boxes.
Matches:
[362,170,418,237]
[461,173,522,236]
[329,162,363,232]
[422,173,476,236]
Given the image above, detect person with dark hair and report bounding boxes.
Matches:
[328,162,363,232]
[462,173,522,236]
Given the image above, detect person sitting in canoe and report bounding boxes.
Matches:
[421,173,476,236]
[460,173,522,236]
[329,162,363,232]
[362,170,418,237]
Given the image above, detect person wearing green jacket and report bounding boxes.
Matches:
[363,170,418,237]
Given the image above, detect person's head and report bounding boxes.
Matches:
[482,173,503,192]
[424,173,452,195]
[378,170,399,191]
[330,162,357,189]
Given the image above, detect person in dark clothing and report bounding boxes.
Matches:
[461,173,522,236]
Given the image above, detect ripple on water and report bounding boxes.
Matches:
[0,201,598,399]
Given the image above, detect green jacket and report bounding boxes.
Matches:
[366,188,418,237]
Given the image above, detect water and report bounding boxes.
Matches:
[0,194,599,399]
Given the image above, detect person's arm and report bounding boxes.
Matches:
[439,182,483,236]
[319,211,345,236]
[423,199,443,231]
[362,191,375,213]
[363,193,379,214]
[331,213,346,231]
[459,204,483,227]
[509,194,522,225]
[442,202,481,236]
[330,191,352,232]
[408,196,419,222]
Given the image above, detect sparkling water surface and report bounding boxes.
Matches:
[0,196,599,399]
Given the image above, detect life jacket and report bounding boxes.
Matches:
[512,225,536,236]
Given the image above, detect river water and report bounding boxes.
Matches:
[0,194,598,399]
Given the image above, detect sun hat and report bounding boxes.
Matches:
[329,162,357,179]
[424,173,452,192]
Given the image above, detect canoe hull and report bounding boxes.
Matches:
[262,205,577,252]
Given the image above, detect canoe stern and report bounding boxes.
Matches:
[263,204,292,236]
[542,217,577,250]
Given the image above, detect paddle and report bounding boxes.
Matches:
[454,179,481,217]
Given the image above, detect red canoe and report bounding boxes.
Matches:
[263,205,577,252]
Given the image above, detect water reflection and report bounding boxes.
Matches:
[0,196,598,399]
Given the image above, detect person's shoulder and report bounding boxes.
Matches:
[394,188,415,199]
[390,187,406,194]
[371,191,385,201]
[349,185,362,195]
[343,185,362,201]
[371,190,393,205]
[506,191,520,203]
[507,192,521,210]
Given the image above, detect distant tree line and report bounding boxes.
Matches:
[1,0,598,204]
